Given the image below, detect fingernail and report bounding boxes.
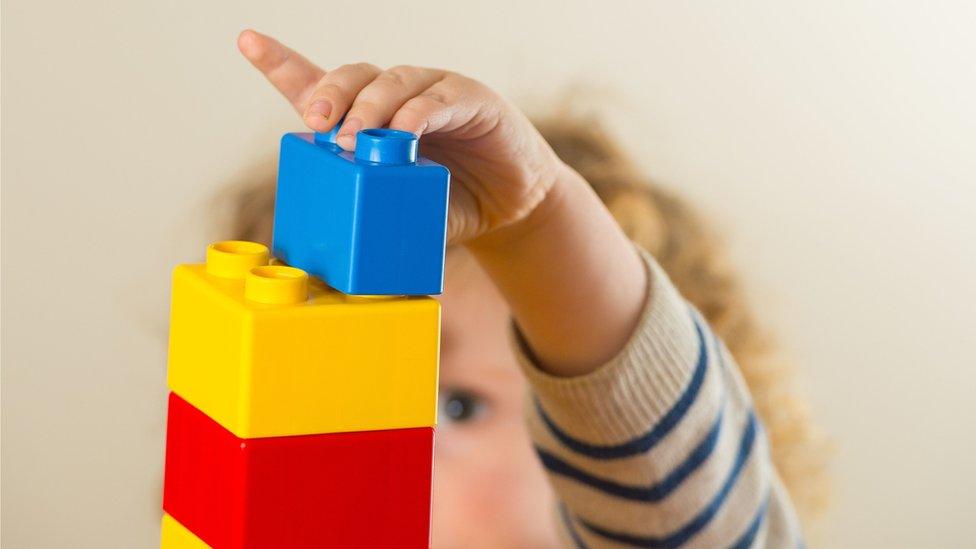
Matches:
[336,117,363,150]
[304,100,332,131]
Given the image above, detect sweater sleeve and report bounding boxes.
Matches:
[512,249,803,548]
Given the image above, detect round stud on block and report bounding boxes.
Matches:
[245,265,309,304]
[354,128,418,165]
[206,241,270,279]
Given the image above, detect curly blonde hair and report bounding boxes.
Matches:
[223,117,830,528]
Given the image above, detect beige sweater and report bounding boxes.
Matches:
[515,251,802,548]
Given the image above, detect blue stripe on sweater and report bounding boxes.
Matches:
[535,400,726,502]
[534,317,710,460]
[575,410,760,548]
[689,305,728,371]
[730,491,770,549]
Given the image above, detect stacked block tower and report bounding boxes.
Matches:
[161,126,449,548]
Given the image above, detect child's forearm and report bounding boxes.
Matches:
[468,163,648,377]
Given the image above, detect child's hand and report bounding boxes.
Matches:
[238,30,565,245]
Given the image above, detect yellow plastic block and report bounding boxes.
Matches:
[161,514,210,549]
[167,241,440,438]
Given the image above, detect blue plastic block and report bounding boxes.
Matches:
[272,128,450,295]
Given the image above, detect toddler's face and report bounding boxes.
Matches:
[431,248,560,548]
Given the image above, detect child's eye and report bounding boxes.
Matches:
[438,389,486,425]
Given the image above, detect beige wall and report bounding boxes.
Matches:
[3,1,975,547]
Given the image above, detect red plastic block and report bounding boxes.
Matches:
[163,393,433,548]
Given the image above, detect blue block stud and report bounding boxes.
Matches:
[272,128,450,295]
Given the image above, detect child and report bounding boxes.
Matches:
[231,29,828,548]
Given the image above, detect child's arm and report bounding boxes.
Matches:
[238,29,802,547]
[469,164,648,375]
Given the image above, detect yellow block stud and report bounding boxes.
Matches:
[244,265,308,304]
[161,514,210,549]
[205,240,269,278]
[167,241,440,438]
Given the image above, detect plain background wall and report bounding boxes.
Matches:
[3,1,974,547]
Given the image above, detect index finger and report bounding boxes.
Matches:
[237,29,326,113]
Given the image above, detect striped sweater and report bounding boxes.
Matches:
[514,250,803,548]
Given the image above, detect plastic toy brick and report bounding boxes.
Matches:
[167,240,440,438]
[163,393,433,549]
[272,128,450,296]
[161,514,211,549]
